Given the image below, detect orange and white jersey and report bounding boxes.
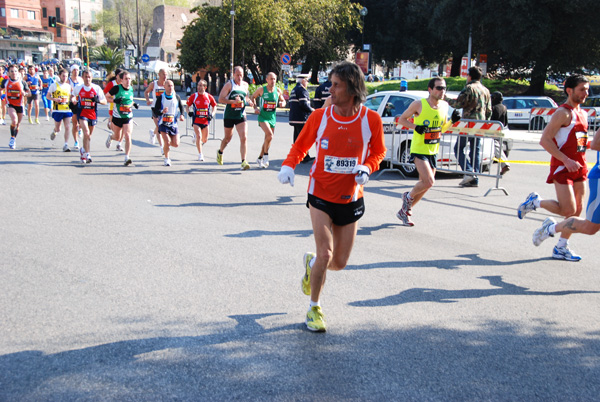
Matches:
[283,105,386,204]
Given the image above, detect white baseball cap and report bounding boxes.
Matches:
[70,64,80,72]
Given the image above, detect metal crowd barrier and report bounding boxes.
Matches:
[528,107,599,133]
[184,108,218,141]
[375,118,509,196]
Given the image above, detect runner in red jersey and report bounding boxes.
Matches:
[73,69,107,163]
[186,80,216,161]
[1,65,31,149]
[278,62,386,332]
[518,74,590,261]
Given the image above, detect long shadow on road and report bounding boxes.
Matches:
[350,275,600,306]
[1,313,599,400]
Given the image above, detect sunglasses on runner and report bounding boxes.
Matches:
[435,86,447,91]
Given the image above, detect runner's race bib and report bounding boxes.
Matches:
[324,156,358,174]
[263,101,276,111]
[81,97,95,109]
[162,114,175,123]
[424,127,441,144]
[576,131,588,152]
[195,108,208,117]
[232,101,244,111]
[119,104,132,113]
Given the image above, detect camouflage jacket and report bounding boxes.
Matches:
[448,80,492,120]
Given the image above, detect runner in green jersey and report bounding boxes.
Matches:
[217,66,256,170]
[250,72,286,168]
[105,71,138,166]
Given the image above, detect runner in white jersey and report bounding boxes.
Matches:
[144,68,167,153]
[68,65,84,149]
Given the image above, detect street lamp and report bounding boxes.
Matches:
[136,0,141,96]
[359,7,368,49]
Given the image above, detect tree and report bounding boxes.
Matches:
[291,0,362,83]
[180,0,361,85]
[90,46,125,75]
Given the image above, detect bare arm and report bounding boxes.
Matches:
[218,81,232,104]
[397,99,423,130]
[144,82,154,105]
[277,88,286,107]
[539,108,583,172]
[590,129,600,151]
[250,86,263,113]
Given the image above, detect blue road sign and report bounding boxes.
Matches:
[141,54,150,63]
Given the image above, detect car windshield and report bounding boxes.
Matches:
[511,98,555,109]
[364,95,384,112]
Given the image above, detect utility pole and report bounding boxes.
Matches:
[230,0,234,74]
[136,0,141,96]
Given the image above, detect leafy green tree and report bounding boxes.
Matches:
[291,0,362,83]
[90,46,125,75]
[180,0,360,85]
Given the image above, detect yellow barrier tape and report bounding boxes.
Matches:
[496,160,596,168]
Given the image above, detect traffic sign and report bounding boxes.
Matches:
[97,60,110,65]
[281,53,291,65]
[281,65,291,71]
[141,54,150,63]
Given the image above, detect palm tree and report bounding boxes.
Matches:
[90,46,125,76]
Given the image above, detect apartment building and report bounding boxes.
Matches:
[41,0,103,60]
[0,0,51,63]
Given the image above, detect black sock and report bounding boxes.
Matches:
[10,126,15,136]
[218,150,223,155]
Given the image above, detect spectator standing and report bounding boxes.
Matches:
[288,74,314,163]
[448,66,492,187]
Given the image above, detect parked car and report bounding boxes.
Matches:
[364,90,508,177]
[583,95,600,131]
[502,96,558,128]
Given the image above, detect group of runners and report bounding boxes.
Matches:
[3,59,600,333]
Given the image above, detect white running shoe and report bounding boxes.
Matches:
[518,192,539,219]
[160,147,164,156]
[116,142,123,152]
[86,153,92,163]
[552,245,581,262]
[396,207,414,227]
[164,158,171,166]
[62,143,70,152]
[8,137,16,149]
[80,148,86,163]
[262,155,269,168]
[149,129,156,145]
[198,153,204,161]
[256,157,264,168]
[0,118,4,125]
[105,134,112,149]
[532,217,556,246]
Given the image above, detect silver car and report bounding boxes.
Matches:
[502,96,558,128]
[364,90,496,177]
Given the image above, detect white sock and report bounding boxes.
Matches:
[556,237,568,247]
[309,301,320,310]
[533,197,542,208]
[309,256,315,268]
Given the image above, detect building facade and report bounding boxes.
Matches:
[41,0,103,60]
[0,0,52,63]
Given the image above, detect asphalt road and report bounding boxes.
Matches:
[1,104,599,401]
